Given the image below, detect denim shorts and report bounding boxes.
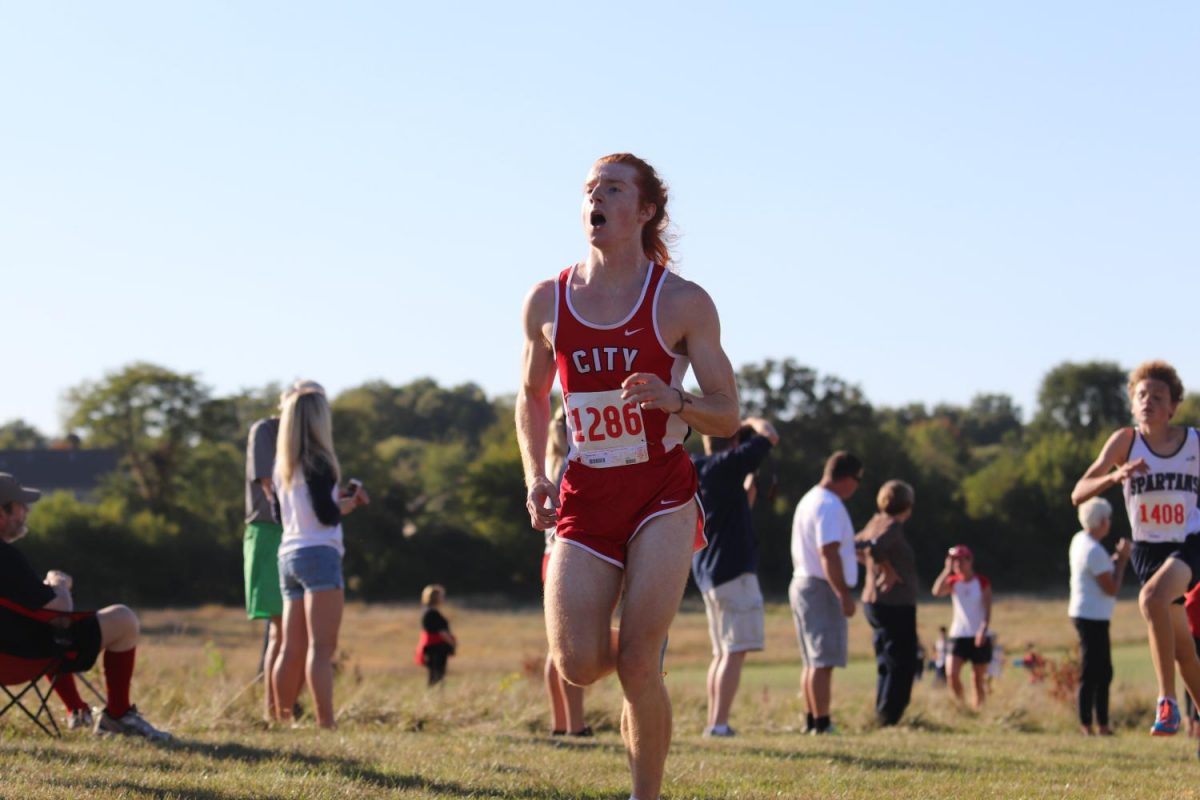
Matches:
[279,545,344,600]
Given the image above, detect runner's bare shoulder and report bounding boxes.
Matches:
[657,272,719,354]
[522,279,557,342]
[1100,426,1136,466]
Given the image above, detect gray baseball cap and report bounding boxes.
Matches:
[0,473,41,505]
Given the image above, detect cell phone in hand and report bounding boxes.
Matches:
[346,479,362,496]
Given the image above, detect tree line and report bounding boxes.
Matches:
[4,359,1197,608]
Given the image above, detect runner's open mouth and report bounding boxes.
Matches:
[590,212,606,227]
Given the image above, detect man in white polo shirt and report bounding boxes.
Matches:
[789,451,862,734]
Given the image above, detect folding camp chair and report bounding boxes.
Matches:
[0,597,104,737]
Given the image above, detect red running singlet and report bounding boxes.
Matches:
[551,262,705,568]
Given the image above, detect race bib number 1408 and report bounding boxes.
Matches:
[1135,494,1189,535]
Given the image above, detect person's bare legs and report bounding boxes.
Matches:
[947,655,966,704]
[96,605,138,653]
[545,544,623,688]
[1140,558,1192,701]
[304,588,344,729]
[273,597,307,722]
[263,615,282,720]
[706,652,719,729]
[808,666,833,717]
[94,605,141,721]
[801,665,815,722]
[562,678,586,732]
[618,505,697,800]
[712,650,747,729]
[546,655,586,733]
[546,654,568,732]
[971,663,988,709]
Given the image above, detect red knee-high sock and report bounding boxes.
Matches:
[103,648,136,718]
[50,673,87,712]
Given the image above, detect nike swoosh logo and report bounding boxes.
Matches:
[660,499,677,505]
[624,328,643,336]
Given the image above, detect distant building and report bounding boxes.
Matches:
[0,446,120,502]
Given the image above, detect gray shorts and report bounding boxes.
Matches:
[788,575,848,668]
[702,572,765,656]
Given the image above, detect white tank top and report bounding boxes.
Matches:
[1123,427,1200,543]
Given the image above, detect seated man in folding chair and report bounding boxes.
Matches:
[0,473,171,740]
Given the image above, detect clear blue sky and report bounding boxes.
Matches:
[2,2,1196,436]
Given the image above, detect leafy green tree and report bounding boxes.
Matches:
[1175,394,1200,427]
[0,419,47,449]
[335,379,494,445]
[64,363,212,510]
[198,383,286,447]
[959,394,1023,447]
[904,417,969,484]
[1034,361,1128,436]
[458,410,542,590]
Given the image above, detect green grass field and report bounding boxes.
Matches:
[3,597,1199,799]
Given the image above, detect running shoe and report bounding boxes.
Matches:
[66,707,93,731]
[703,724,736,738]
[1151,697,1180,736]
[94,705,173,741]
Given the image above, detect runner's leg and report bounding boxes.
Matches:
[1140,558,1190,700]
[947,654,965,703]
[619,504,697,800]
[545,541,623,688]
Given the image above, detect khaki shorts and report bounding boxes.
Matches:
[702,572,765,656]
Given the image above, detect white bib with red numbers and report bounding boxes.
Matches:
[565,389,649,469]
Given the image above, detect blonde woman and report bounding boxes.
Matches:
[271,381,369,729]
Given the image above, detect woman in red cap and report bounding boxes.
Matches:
[932,544,992,708]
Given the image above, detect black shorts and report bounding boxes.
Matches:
[1130,534,1200,593]
[950,636,993,665]
[53,615,102,673]
[2,611,102,673]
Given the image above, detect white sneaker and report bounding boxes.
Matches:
[66,707,93,731]
[93,705,172,742]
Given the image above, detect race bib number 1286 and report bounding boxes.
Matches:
[566,389,649,469]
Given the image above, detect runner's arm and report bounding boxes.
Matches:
[1071,428,1140,506]
[515,281,560,530]
[631,281,738,436]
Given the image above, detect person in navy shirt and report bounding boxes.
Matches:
[691,417,778,737]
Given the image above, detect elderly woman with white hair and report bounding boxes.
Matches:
[1069,496,1131,735]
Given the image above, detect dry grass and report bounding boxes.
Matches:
[1,596,1197,799]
